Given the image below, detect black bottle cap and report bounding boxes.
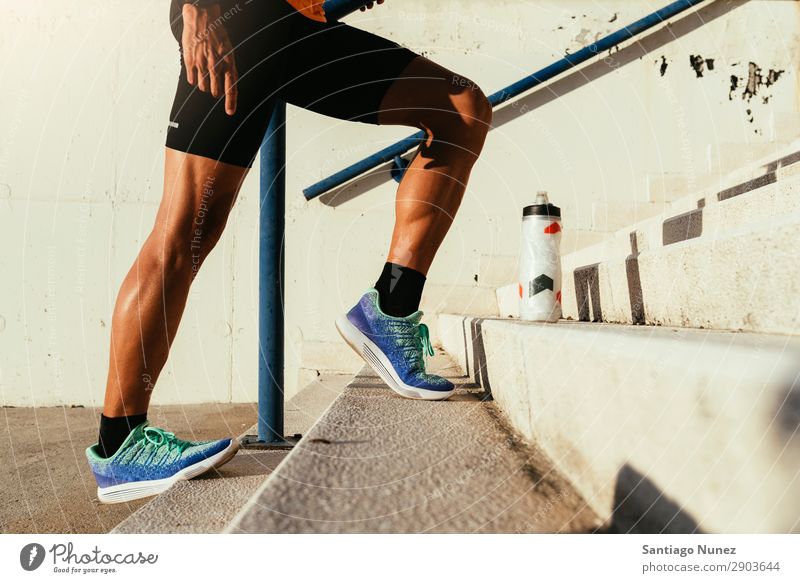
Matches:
[523,203,561,218]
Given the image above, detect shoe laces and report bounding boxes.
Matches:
[143,426,191,455]
[395,321,435,369]
[417,323,435,358]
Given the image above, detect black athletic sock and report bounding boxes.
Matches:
[374,262,426,317]
[97,413,148,458]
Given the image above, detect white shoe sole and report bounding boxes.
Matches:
[335,314,455,401]
[96,439,240,504]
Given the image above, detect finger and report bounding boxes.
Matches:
[209,57,221,98]
[197,61,209,92]
[224,61,238,116]
[182,33,195,84]
[184,52,196,85]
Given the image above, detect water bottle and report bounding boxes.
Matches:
[519,191,562,322]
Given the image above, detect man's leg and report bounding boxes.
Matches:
[98,148,247,456]
[278,12,491,315]
[277,14,490,398]
[378,56,492,275]
[88,1,290,503]
[372,56,492,316]
[333,57,491,401]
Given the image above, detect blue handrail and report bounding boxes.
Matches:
[303,0,707,200]
[252,0,375,446]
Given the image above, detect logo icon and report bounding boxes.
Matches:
[543,221,561,234]
[530,274,554,296]
[20,543,46,571]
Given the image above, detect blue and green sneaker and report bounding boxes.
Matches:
[336,288,455,400]
[85,421,239,504]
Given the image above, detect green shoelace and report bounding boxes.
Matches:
[417,323,435,358]
[395,321,434,371]
[143,427,191,455]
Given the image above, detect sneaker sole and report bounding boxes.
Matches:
[96,439,240,504]
[335,314,455,401]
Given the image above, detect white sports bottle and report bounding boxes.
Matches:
[519,191,562,322]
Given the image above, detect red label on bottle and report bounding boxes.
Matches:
[544,221,561,234]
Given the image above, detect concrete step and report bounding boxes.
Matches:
[225,353,601,533]
[642,140,798,204]
[109,449,288,534]
[650,139,800,208]
[584,200,669,232]
[498,152,800,334]
[110,374,350,534]
[438,314,800,533]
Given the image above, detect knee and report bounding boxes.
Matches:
[456,81,493,136]
[425,75,492,148]
[148,201,234,279]
[143,219,226,281]
[139,235,195,282]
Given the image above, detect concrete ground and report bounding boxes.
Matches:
[0,403,257,534]
[111,373,351,534]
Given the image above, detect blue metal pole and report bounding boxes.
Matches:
[258,100,286,444]
[253,1,373,446]
[303,0,707,200]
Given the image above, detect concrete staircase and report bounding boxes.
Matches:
[113,143,800,534]
[114,356,600,534]
[225,354,599,534]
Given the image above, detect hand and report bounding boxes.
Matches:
[181,3,239,116]
[360,0,385,11]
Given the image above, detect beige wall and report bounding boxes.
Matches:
[1,0,798,406]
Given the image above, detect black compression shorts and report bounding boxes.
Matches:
[166,0,419,168]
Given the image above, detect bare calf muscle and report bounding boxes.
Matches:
[102,149,248,418]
